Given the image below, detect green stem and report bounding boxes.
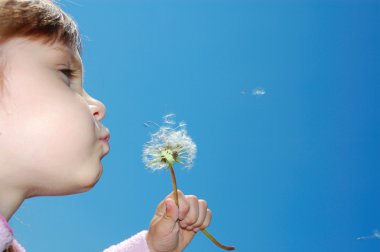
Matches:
[168,163,235,251]
[201,229,235,251]
[169,163,179,206]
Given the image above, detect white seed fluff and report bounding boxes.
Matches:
[143,115,197,171]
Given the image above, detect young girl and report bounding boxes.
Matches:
[0,1,212,251]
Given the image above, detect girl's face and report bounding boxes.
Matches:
[0,38,110,197]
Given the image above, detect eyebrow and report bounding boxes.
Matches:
[51,46,83,71]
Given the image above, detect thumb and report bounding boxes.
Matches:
[163,198,179,222]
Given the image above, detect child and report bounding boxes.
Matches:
[0,1,212,251]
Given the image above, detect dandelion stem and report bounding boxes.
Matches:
[168,163,235,251]
[168,163,179,206]
[201,229,235,251]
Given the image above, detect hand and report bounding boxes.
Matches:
[146,190,212,252]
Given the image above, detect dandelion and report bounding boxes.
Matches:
[143,114,235,251]
[142,119,196,171]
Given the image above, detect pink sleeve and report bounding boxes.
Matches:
[0,214,13,251]
[0,214,25,252]
[103,230,151,252]
[12,239,26,252]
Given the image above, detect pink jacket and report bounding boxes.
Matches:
[0,213,150,252]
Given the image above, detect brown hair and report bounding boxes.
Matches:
[0,0,82,89]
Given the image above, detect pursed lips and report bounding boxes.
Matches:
[100,133,110,142]
[99,127,111,146]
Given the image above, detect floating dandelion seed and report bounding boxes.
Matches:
[253,88,266,96]
[143,114,235,251]
[375,230,380,238]
[143,121,160,128]
[357,230,380,240]
[163,113,176,125]
[241,88,266,96]
[241,89,249,95]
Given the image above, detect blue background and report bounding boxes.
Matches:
[10,0,380,251]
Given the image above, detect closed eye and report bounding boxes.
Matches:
[58,67,82,90]
[60,69,74,79]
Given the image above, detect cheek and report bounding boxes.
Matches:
[33,96,96,164]
[5,86,98,179]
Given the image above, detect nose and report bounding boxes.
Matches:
[86,95,106,121]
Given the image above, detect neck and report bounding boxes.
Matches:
[0,186,24,221]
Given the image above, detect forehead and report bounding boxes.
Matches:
[3,38,82,69]
[50,43,83,69]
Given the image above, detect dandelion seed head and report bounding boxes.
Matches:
[143,114,197,171]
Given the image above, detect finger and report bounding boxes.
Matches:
[154,190,181,217]
[154,197,167,218]
[179,195,199,229]
[163,190,191,221]
[165,189,182,202]
[194,209,212,232]
[163,198,178,222]
[151,198,180,237]
[187,199,207,231]
[177,191,190,221]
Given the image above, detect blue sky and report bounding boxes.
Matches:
[10,0,380,251]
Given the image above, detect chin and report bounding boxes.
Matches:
[75,163,104,193]
[26,163,104,198]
